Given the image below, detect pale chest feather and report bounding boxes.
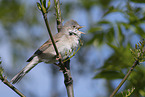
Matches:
[69,35,80,49]
[57,34,80,59]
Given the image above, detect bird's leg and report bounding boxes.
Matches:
[54,62,67,72]
[53,63,63,72]
[54,56,69,72]
[54,53,66,71]
[56,53,62,61]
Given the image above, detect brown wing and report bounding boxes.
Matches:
[26,32,65,62]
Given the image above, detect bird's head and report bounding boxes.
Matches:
[63,20,85,37]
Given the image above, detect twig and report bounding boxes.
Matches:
[38,0,74,97]
[42,10,74,97]
[42,12,61,61]
[0,75,25,97]
[54,0,62,32]
[110,59,139,97]
[37,0,60,60]
[63,59,74,97]
[53,0,74,97]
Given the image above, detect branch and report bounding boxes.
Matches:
[54,0,62,32]
[54,0,74,97]
[0,73,25,97]
[110,59,139,97]
[37,0,61,61]
[37,0,74,97]
[63,59,74,97]
[110,40,145,97]
[42,13,61,59]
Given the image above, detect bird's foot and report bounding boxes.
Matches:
[56,53,62,61]
[54,62,68,72]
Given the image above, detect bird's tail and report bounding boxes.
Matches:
[11,56,39,84]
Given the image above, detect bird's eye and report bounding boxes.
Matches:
[73,25,76,28]
[69,32,73,36]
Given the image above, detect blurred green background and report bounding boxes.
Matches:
[0,0,145,97]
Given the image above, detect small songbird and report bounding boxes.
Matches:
[11,20,85,84]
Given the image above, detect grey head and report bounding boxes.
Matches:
[63,20,82,29]
[62,20,85,37]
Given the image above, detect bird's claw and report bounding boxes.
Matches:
[56,53,62,61]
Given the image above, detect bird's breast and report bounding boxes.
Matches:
[70,35,80,48]
[57,35,80,60]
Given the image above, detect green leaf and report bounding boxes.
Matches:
[88,27,102,33]
[134,25,145,38]
[107,43,118,51]
[103,6,123,17]
[93,70,124,80]
[0,57,1,64]
[40,0,42,5]
[37,2,41,10]
[86,33,104,46]
[106,27,114,43]
[46,0,51,10]
[97,20,112,25]
[43,0,46,8]
[139,90,145,96]
[130,0,145,3]
[126,2,133,12]
[0,57,3,74]
[42,4,46,13]
[0,67,3,74]
[100,43,134,71]
[125,66,145,96]
[120,23,131,30]
[40,0,46,13]
[117,23,125,45]
[87,20,115,46]
[80,0,97,10]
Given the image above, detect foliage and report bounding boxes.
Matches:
[0,57,1,64]
[131,0,145,3]
[87,2,145,46]
[130,40,145,61]
[125,66,145,96]
[0,57,4,80]
[0,0,24,25]
[116,87,135,97]
[93,70,124,80]
[88,1,145,96]
[94,43,135,80]
[0,57,3,75]
[37,0,51,13]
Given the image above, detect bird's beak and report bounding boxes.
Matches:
[76,26,85,34]
[78,26,85,29]
[78,26,85,34]
[78,31,85,34]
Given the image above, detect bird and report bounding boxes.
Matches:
[11,20,85,84]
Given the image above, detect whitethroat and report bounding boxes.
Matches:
[11,20,85,84]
